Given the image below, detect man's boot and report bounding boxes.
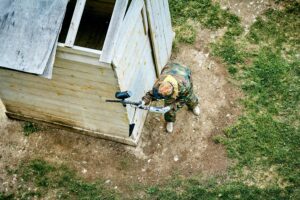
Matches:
[166,122,174,133]
[193,105,201,116]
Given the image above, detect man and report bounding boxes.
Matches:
[142,63,200,133]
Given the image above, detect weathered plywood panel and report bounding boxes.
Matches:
[6,111,136,146]
[0,47,130,139]
[113,0,157,140]
[4,101,128,135]
[126,39,157,139]
[145,0,173,73]
[100,0,129,63]
[65,0,87,47]
[0,0,68,75]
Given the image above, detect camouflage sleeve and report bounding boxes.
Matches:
[142,90,156,105]
[176,80,191,106]
[142,79,161,105]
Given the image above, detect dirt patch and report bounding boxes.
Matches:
[136,28,243,182]
[0,30,242,195]
[217,0,272,30]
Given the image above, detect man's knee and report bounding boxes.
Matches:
[164,111,176,122]
[186,93,199,110]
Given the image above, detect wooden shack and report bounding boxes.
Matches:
[0,0,173,145]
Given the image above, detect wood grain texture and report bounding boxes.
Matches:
[145,0,173,73]
[0,0,173,145]
[65,0,87,47]
[6,112,138,146]
[142,4,149,34]
[100,0,129,63]
[162,0,174,57]
[113,0,157,140]
[0,0,69,74]
[112,0,145,66]
[0,46,130,139]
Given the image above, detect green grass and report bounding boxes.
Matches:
[145,179,290,200]
[169,0,242,45]
[23,122,39,136]
[1,159,118,199]
[145,0,300,199]
[212,39,246,65]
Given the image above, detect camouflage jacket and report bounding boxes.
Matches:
[142,63,193,107]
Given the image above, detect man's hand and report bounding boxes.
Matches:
[138,100,148,109]
[141,98,151,106]
[141,100,151,106]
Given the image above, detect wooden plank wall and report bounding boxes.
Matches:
[145,0,173,73]
[113,0,157,141]
[65,0,87,47]
[0,46,131,141]
[100,0,129,63]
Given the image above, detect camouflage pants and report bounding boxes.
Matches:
[164,90,199,122]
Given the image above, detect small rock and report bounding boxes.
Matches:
[207,62,212,69]
[226,114,231,118]
[159,126,163,129]
[174,155,179,162]
[147,159,151,163]
[82,168,87,174]
[142,168,146,172]
[105,180,111,184]
[114,186,118,189]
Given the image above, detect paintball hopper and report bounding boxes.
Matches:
[115,91,132,100]
[107,91,170,114]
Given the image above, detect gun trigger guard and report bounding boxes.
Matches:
[121,101,126,107]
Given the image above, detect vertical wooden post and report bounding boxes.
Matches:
[65,0,86,47]
[100,0,129,63]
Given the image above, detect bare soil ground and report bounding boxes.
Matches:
[0,36,241,195]
[0,0,271,196]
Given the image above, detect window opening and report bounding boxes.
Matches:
[58,0,77,44]
[58,0,116,50]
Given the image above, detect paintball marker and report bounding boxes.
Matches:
[106,91,171,114]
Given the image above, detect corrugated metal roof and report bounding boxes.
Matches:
[0,0,68,78]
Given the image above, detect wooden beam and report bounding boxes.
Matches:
[6,112,138,146]
[65,0,87,47]
[100,0,129,63]
[141,3,148,34]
